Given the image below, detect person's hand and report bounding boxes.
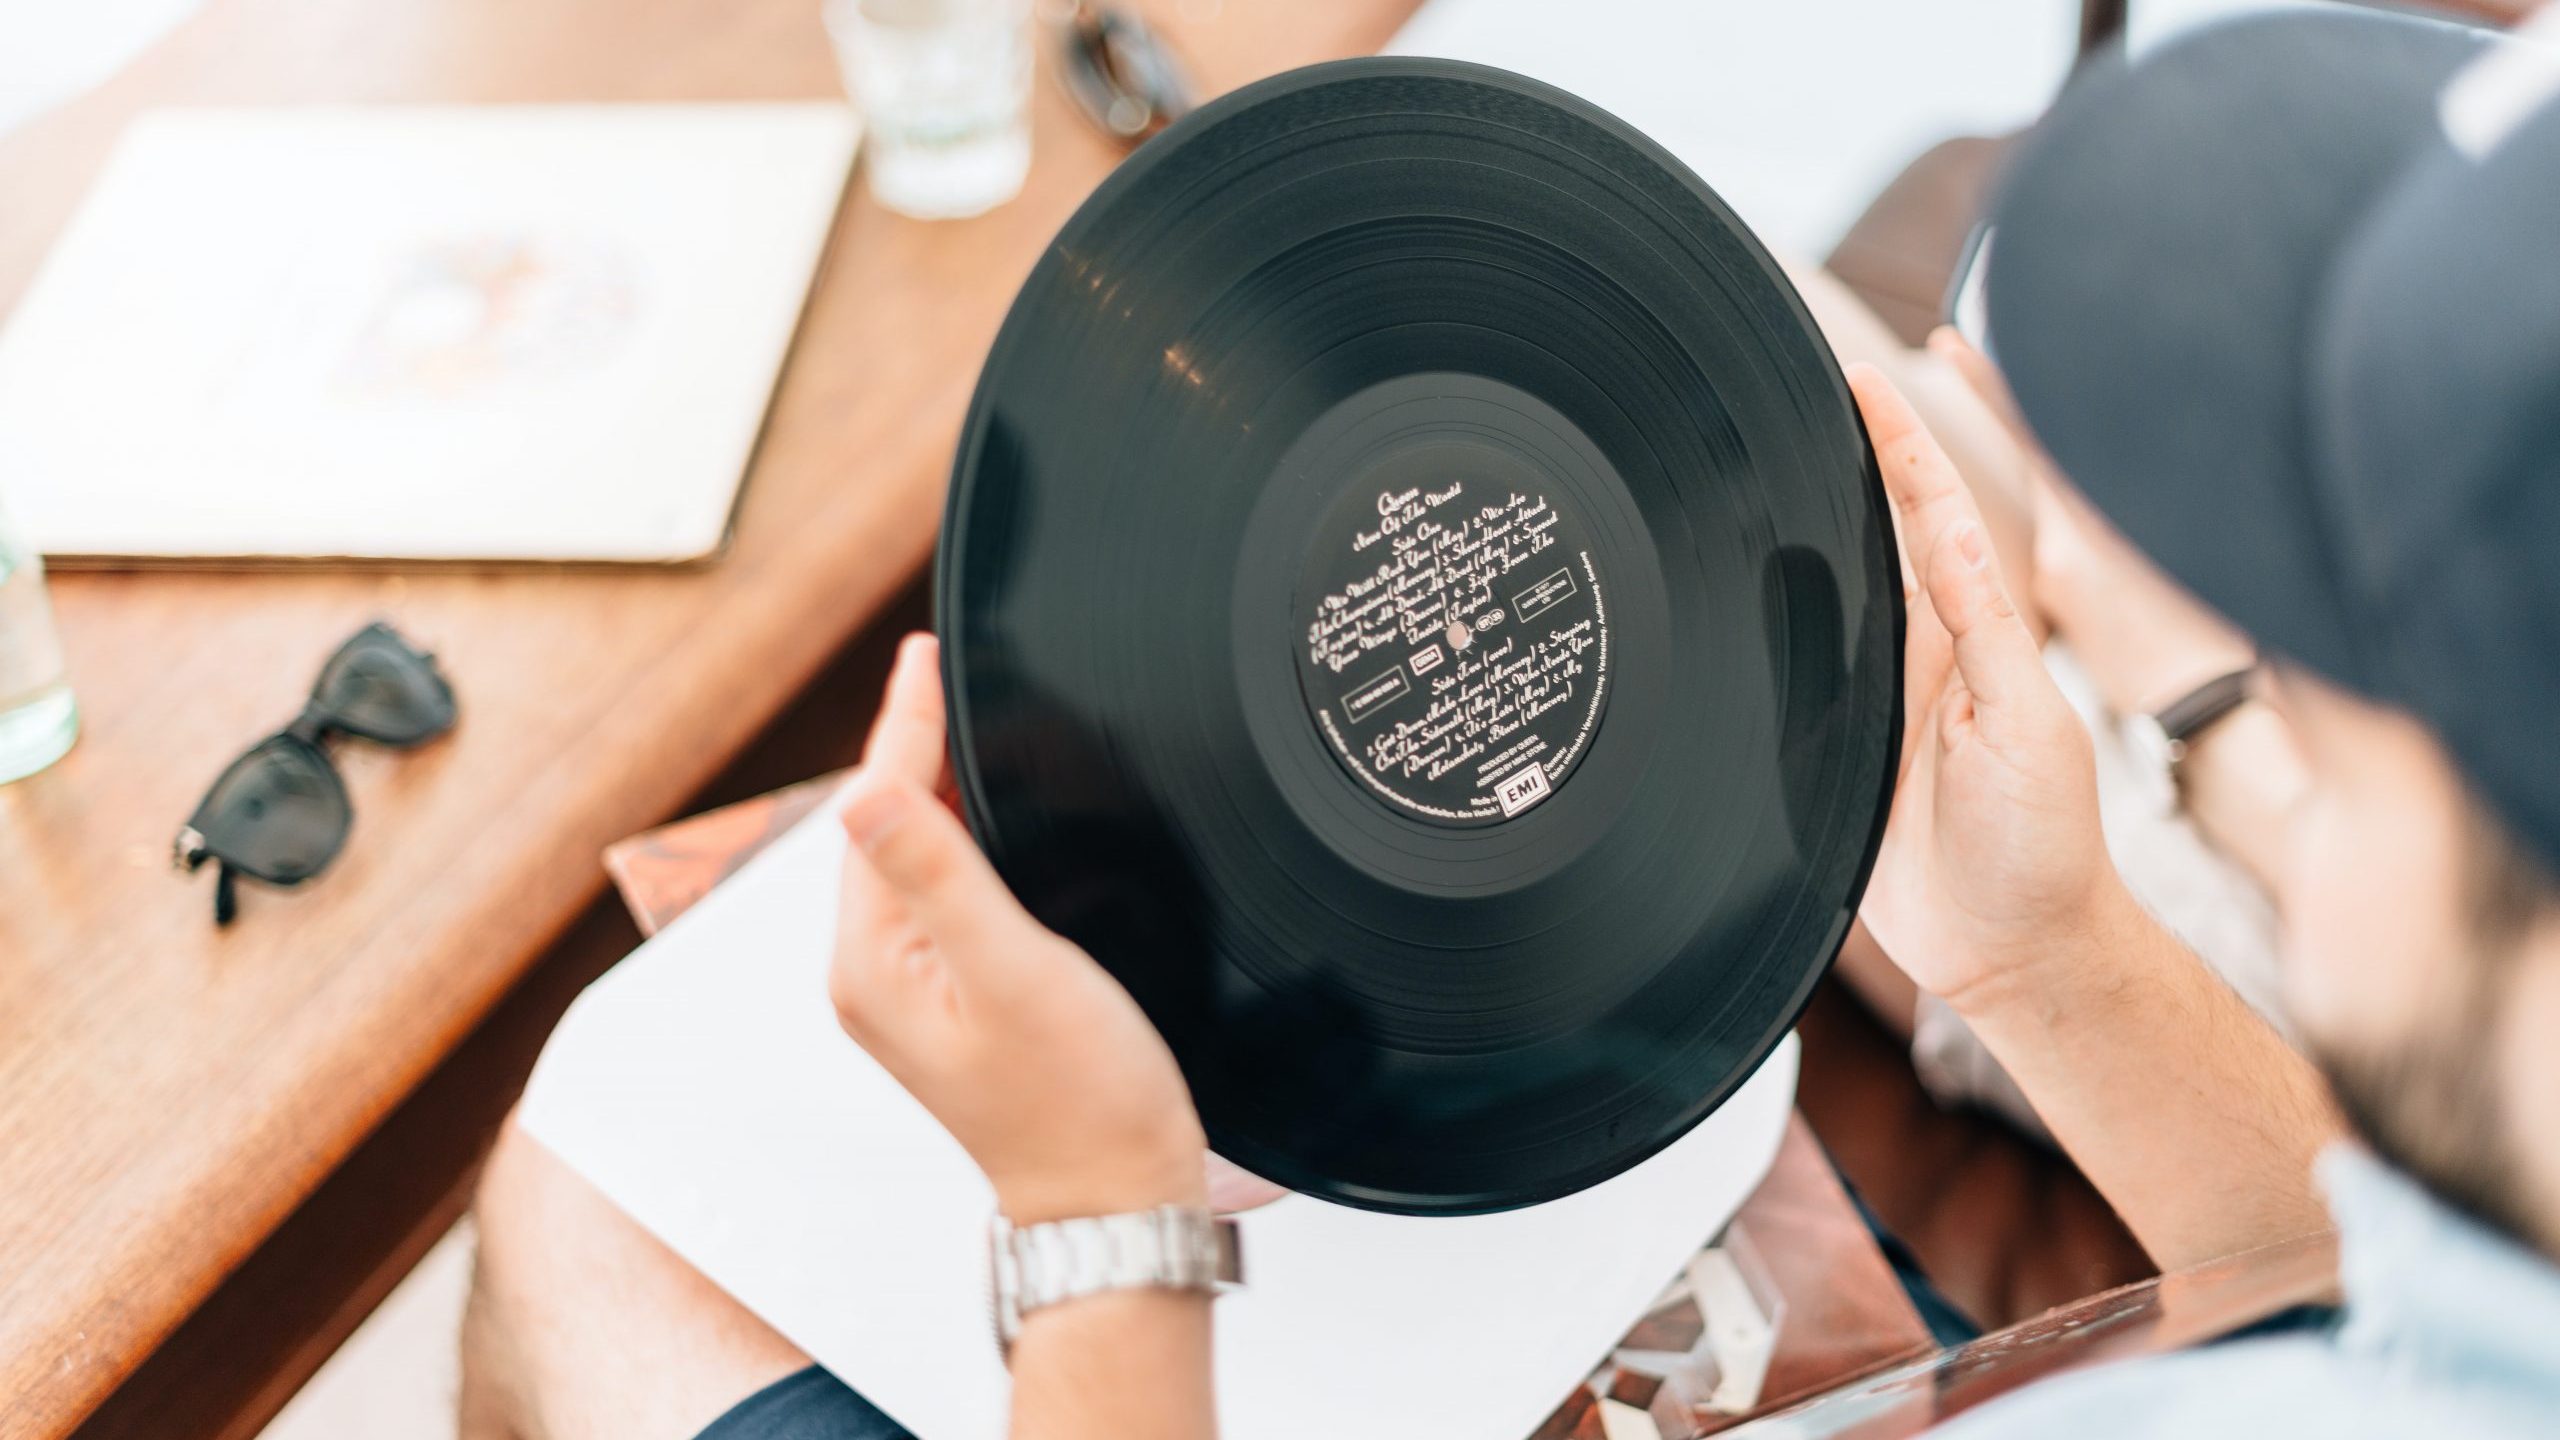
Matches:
[1847,364,2136,1014]
[829,634,1210,1225]
[1927,328,2254,716]
[1204,1153,1289,1213]
[1926,328,2304,894]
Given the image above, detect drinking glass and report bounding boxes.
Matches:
[826,0,1035,220]
[0,493,77,783]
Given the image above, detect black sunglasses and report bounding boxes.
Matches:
[174,621,457,925]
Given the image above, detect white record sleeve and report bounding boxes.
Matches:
[520,804,1795,1440]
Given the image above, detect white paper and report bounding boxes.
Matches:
[521,808,1795,1440]
[0,103,856,562]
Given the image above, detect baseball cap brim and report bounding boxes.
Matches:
[1980,7,2490,693]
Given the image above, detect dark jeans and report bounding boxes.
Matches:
[694,1367,913,1440]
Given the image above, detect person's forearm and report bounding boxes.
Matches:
[997,1163,1218,1440]
[1952,879,2341,1271]
[1009,1289,1215,1440]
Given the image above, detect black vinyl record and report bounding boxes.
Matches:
[939,58,1901,1215]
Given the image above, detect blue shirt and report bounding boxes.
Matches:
[1942,1147,2560,1437]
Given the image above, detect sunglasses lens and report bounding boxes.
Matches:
[311,625,456,745]
[188,735,351,883]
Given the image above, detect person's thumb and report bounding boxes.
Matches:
[1922,517,2044,725]
[839,770,1030,976]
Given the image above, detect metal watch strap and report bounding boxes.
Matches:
[989,1205,1241,1355]
[2153,666,2257,752]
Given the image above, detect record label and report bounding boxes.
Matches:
[1296,451,1611,826]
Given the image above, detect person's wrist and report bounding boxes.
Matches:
[1937,870,2149,1026]
[994,1132,1210,1226]
[2037,539,2251,717]
[2175,694,2283,778]
[2126,652,2257,724]
[2064,610,2251,719]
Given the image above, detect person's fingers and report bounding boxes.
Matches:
[1850,362,2043,726]
[1884,420,1955,784]
[1936,667,1979,753]
[829,833,929,1050]
[1925,332,2065,626]
[839,770,1030,980]
[1869,655,1944,945]
[1926,326,2030,440]
[860,634,949,792]
[1919,517,2044,721]
[1900,568,1954,783]
[1912,679,1948,792]
[1847,364,1977,556]
[1205,1153,1291,1215]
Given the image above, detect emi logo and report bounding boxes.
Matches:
[1495,765,1552,818]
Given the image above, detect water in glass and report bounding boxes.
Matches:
[0,500,77,783]
[827,0,1034,219]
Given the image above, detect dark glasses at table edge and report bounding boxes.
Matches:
[173,620,457,926]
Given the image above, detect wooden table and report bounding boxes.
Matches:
[0,3,1416,1436]
[610,784,1936,1438]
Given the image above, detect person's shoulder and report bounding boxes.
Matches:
[1928,1333,2540,1440]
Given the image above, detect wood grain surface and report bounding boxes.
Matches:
[0,2,1416,1434]
[70,587,931,1440]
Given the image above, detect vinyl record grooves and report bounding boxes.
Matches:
[940,57,1902,1215]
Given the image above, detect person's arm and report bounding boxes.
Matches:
[830,635,1216,1440]
[1845,366,2341,1271]
[1003,1289,1212,1440]
[1947,877,2339,1270]
[2025,466,2307,896]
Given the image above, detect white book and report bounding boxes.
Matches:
[0,103,857,564]
[519,804,1794,1440]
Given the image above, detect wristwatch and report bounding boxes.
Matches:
[988,1204,1243,1358]
[2122,666,2257,814]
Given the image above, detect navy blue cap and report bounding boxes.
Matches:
[1980,8,2560,873]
